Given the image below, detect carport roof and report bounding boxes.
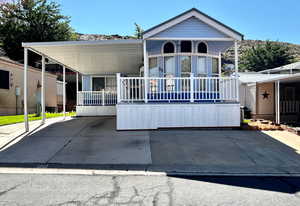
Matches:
[22,39,143,75]
[238,72,300,84]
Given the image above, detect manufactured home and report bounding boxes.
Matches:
[0,57,57,115]
[22,8,244,130]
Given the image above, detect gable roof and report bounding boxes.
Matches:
[143,8,244,40]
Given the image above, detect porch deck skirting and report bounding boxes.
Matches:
[116,103,240,130]
[76,106,116,116]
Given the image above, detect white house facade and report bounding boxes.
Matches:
[22,8,244,130]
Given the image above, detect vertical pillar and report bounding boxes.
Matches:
[41,55,46,124]
[234,41,239,75]
[143,40,148,103]
[116,73,121,103]
[63,65,66,117]
[276,81,280,124]
[24,48,29,132]
[218,52,222,77]
[190,73,194,102]
[76,72,79,106]
[234,41,239,102]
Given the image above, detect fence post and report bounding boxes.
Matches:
[102,90,105,106]
[116,73,121,103]
[144,77,148,103]
[190,73,194,102]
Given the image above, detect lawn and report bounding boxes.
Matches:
[0,112,76,126]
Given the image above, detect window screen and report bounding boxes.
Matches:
[0,70,9,89]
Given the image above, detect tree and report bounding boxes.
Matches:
[134,23,143,39]
[240,41,294,72]
[0,0,76,62]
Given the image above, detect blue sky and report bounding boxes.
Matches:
[54,0,300,44]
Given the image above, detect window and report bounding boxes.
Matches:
[180,41,192,53]
[198,42,208,53]
[197,57,206,76]
[149,57,158,77]
[163,42,175,53]
[92,76,116,91]
[212,58,219,75]
[105,77,116,91]
[0,70,9,89]
[181,56,191,77]
[149,58,159,92]
[164,56,175,91]
[92,77,105,91]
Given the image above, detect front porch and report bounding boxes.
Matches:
[75,75,240,129]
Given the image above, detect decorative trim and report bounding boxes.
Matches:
[196,41,209,54]
[147,37,235,41]
[161,41,177,54]
[143,9,243,40]
[148,52,219,59]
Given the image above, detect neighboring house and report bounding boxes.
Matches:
[22,8,244,130]
[239,61,300,124]
[0,57,57,115]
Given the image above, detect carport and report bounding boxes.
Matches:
[239,71,300,124]
[22,40,143,131]
[257,73,300,125]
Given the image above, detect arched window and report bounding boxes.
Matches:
[180,41,192,53]
[197,42,208,53]
[163,42,175,53]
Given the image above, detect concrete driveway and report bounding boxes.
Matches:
[0,117,300,175]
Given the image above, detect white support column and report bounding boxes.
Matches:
[190,73,194,102]
[276,81,280,124]
[143,40,148,103]
[63,65,66,117]
[218,52,222,77]
[24,48,29,132]
[234,40,239,102]
[41,55,46,124]
[116,73,121,103]
[76,72,79,106]
[234,41,239,75]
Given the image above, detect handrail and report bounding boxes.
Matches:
[117,75,239,103]
[77,90,117,106]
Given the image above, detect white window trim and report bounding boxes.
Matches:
[161,41,176,77]
[161,41,177,54]
[196,41,209,54]
[90,75,115,91]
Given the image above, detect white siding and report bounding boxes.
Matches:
[153,17,229,39]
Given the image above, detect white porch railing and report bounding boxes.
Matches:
[117,75,239,103]
[280,101,300,114]
[77,90,117,106]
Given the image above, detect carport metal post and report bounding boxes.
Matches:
[143,40,148,103]
[276,81,280,124]
[76,72,79,105]
[63,65,66,118]
[234,40,239,102]
[41,55,46,124]
[24,48,29,132]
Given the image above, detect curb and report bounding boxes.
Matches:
[1,167,300,177]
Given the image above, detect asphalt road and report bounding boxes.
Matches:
[0,174,300,206]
